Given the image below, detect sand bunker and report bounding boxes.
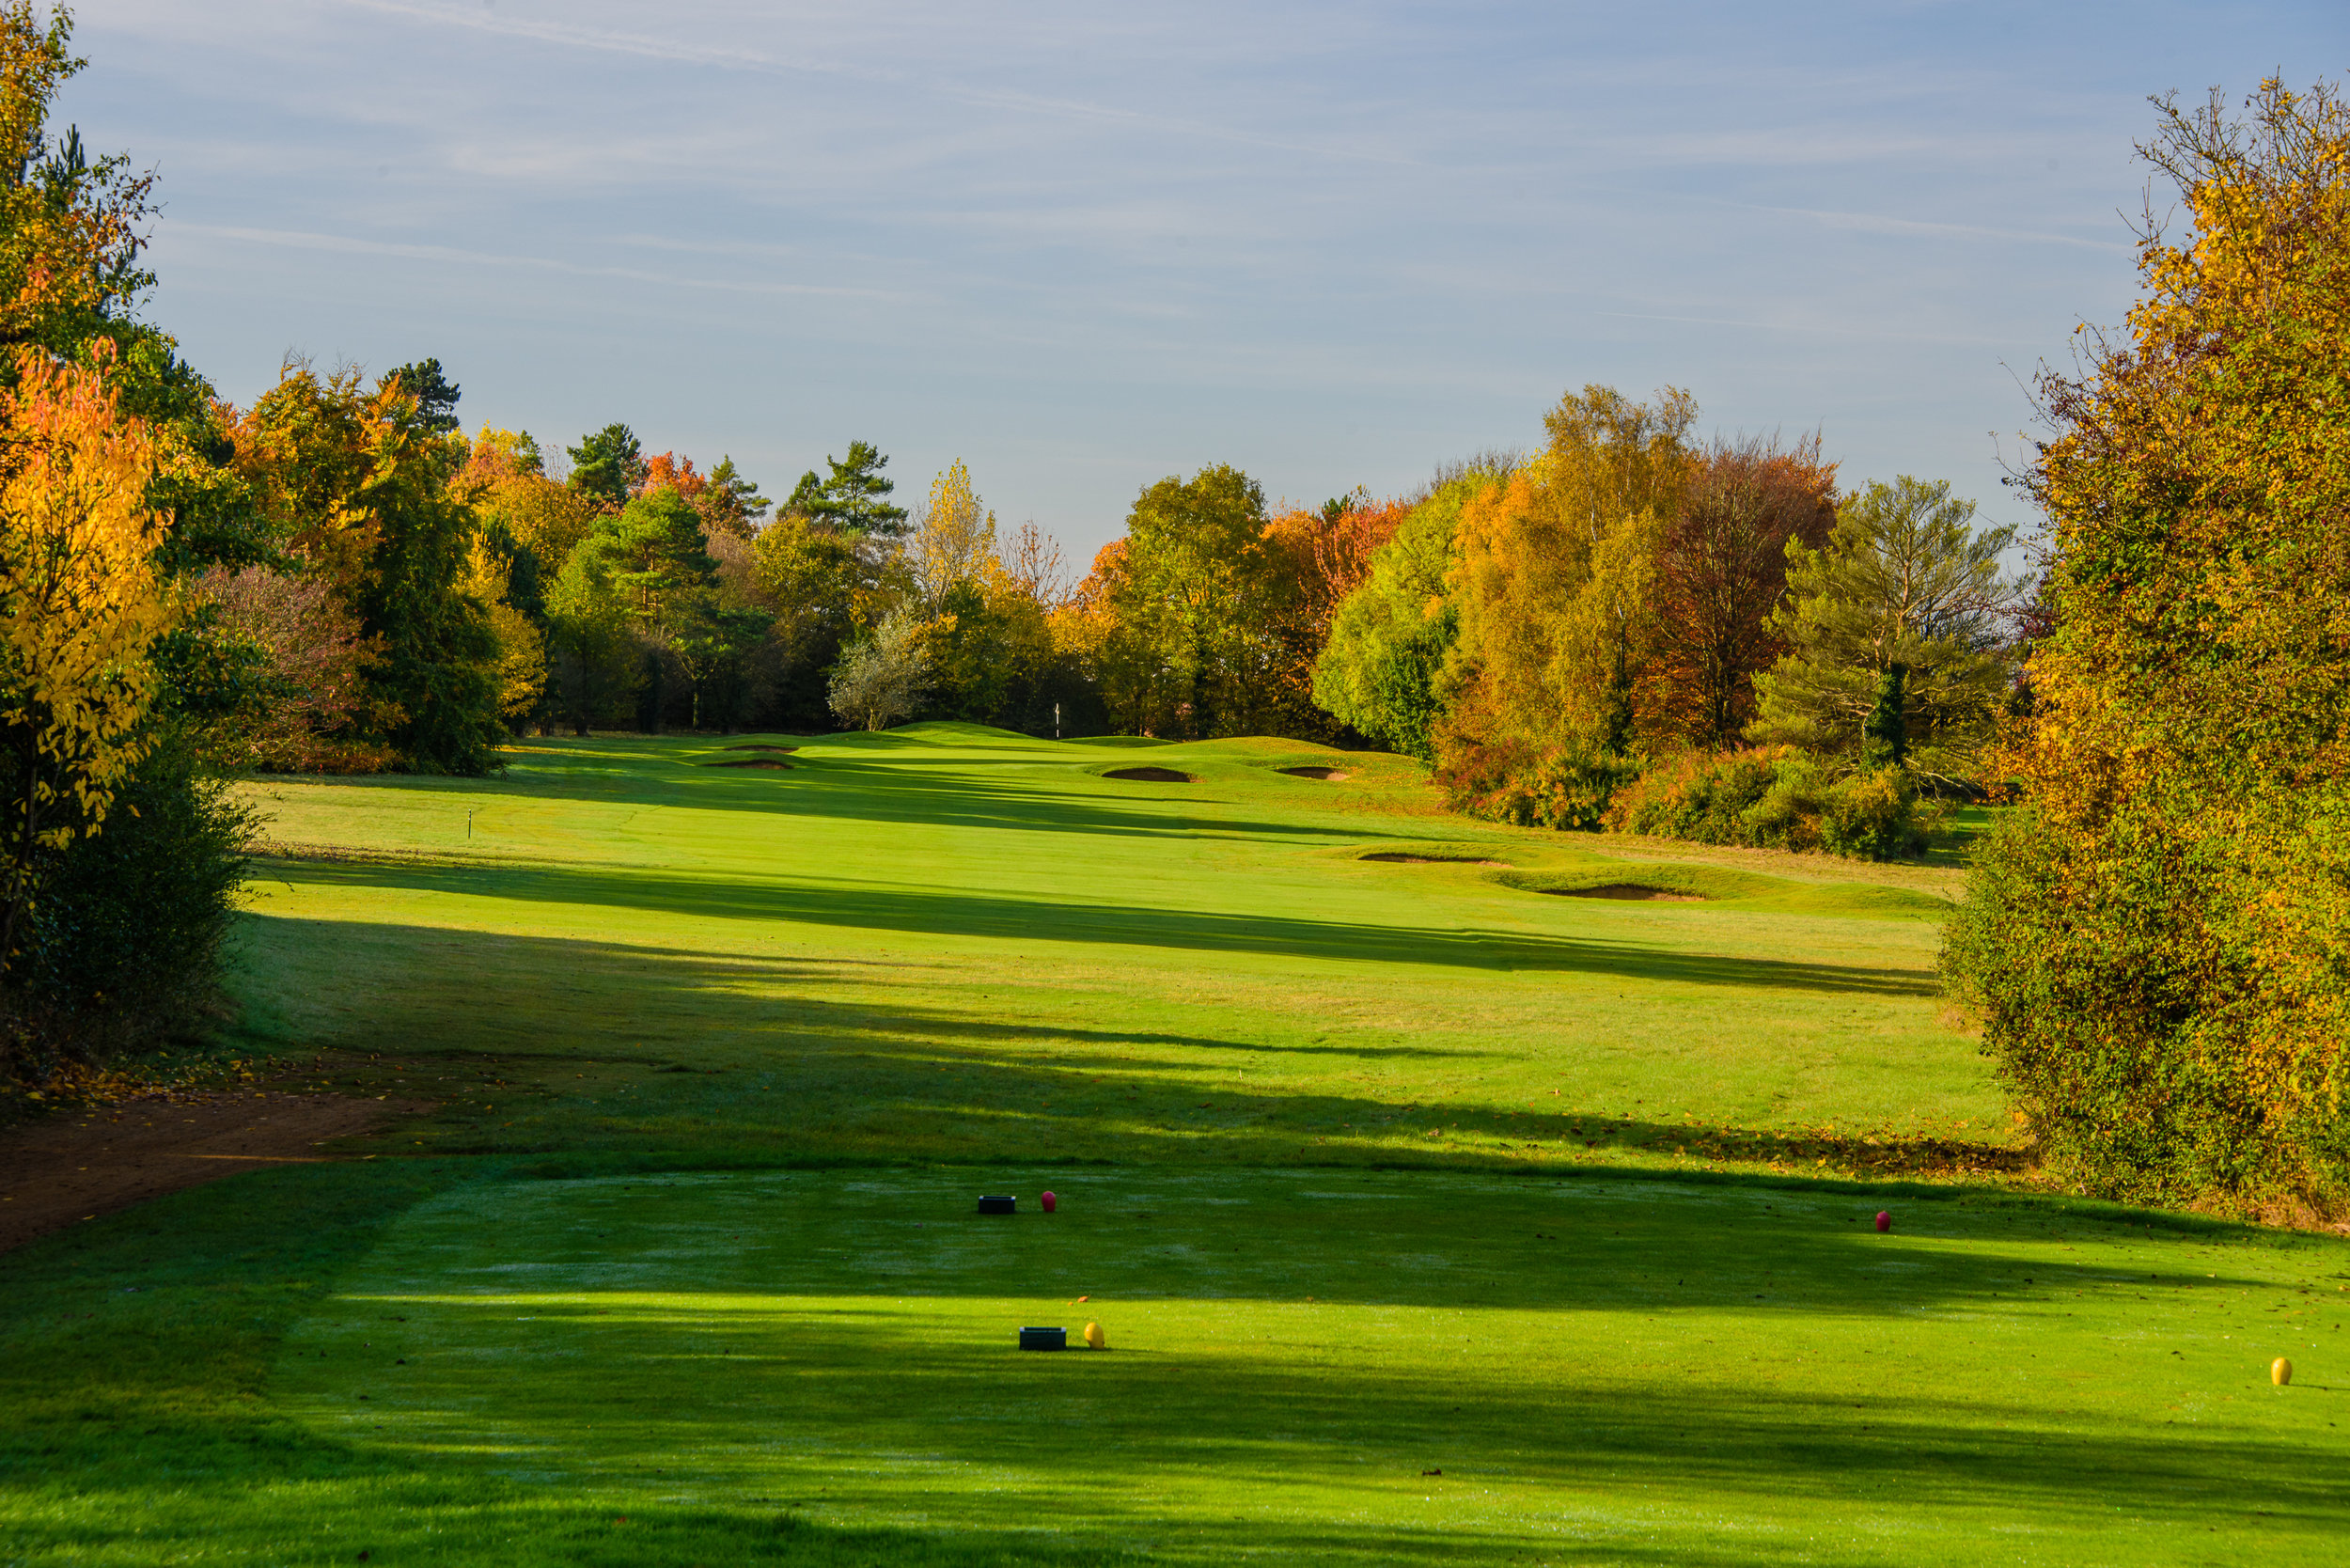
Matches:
[1104,766,1197,783]
[703,759,793,770]
[1543,884,1703,902]
[1363,853,1512,867]
[1278,766,1351,781]
[725,743,798,753]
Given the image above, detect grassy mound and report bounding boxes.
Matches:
[1496,862,1784,902]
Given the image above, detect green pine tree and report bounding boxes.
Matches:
[567,423,646,509]
[791,440,909,537]
[1747,477,2016,782]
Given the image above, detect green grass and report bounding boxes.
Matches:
[229,725,1994,1172]
[5,724,2345,1564]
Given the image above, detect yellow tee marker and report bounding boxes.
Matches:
[1084,1322,1106,1350]
[2272,1356,2292,1387]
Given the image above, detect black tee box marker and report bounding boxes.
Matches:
[978,1195,1017,1214]
[1020,1326,1067,1351]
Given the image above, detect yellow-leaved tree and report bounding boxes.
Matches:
[1434,385,1692,823]
[909,458,995,609]
[1944,80,2350,1216]
[0,342,174,965]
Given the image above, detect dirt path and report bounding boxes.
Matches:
[0,1090,415,1254]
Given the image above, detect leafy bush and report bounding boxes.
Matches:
[2,726,254,1079]
[1432,737,1636,830]
[1943,790,2350,1215]
[1606,748,1786,845]
[1603,746,1926,860]
[1818,767,1925,859]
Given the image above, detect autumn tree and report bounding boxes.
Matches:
[909,459,995,608]
[751,511,862,674]
[1313,475,1496,760]
[637,450,704,500]
[1251,491,1414,738]
[0,5,154,357]
[1441,384,1694,785]
[1945,79,2350,1214]
[463,535,546,728]
[232,364,506,772]
[195,565,392,771]
[1647,435,1839,745]
[462,428,599,595]
[0,345,172,967]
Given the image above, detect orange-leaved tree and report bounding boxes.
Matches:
[0,342,174,966]
[1255,493,1414,738]
[1648,434,1839,746]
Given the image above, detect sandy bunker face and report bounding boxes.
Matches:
[1104,766,1197,783]
[1543,883,1703,902]
[1362,852,1512,867]
[1278,766,1350,781]
[703,759,793,770]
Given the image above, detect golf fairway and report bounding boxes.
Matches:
[3,726,2344,1564]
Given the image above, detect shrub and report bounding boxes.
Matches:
[1604,746,1926,860]
[1819,767,1926,860]
[1,725,255,1080]
[1945,788,2350,1215]
[1432,736,1636,830]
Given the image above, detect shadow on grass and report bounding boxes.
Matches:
[330,1305,2345,1537]
[236,918,1985,1180]
[289,737,1362,848]
[4,1146,2326,1564]
[257,858,1936,996]
[274,1168,2342,1559]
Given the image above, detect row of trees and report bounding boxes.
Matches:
[1299,398,2024,855]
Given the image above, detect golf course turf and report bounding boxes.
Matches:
[3,724,2343,1564]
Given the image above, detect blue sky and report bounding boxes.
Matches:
[73,1,2346,558]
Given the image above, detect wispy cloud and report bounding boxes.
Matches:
[1600,310,2038,349]
[339,0,1417,167]
[1751,204,2131,253]
[160,222,901,300]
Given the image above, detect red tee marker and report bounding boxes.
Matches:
[1042,1190,1058,1213]
[1874,1211,1891,1232]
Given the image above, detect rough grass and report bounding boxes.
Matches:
[3,724,2343,1564]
